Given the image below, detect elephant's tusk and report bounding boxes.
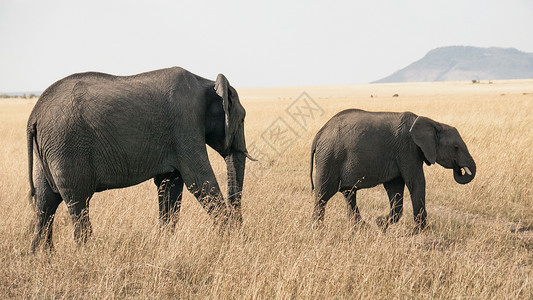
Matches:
[244,151,258,162]
[463,167,472,176]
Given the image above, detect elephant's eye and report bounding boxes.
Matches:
[454,145,459,151]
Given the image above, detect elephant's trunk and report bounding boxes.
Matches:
[453,156,476,184]
[225,151,246,226]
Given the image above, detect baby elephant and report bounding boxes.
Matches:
[310,109,476,231]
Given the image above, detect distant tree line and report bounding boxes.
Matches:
[0,93,40,99]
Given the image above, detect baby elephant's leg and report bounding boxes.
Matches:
[377,177,405,231]
[342,189,363,225]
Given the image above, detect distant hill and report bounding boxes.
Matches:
[373,46,533,83]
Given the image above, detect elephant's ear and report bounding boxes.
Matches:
[409,116,437,165]
[214,73,231,150]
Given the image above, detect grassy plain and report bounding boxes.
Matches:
[1,80,532,298]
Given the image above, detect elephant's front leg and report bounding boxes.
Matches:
[406,175,427,232]
[180,153,228,227]
[187,177,227,227]
[225,152,246,227]
[154,170,184,230]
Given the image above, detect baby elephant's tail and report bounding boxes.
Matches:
[310,137,317,191]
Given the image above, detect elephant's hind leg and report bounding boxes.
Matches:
[31,164,63,252]
[312,170,339,227]
[58,177,94,245]
[377,177,405,231]
[341,189,363,226]
[64,195,93,245]
[52,154,95,245]
[154,170,184,230]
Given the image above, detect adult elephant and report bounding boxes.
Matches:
[310,109,476,231]
[27,67,254,251]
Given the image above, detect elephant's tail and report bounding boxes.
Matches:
[27,124,36,205]
[310,138,317,191]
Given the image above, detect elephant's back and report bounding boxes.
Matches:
[28,67,203,126]
[327,109,403,125]
[313,109,407,164]
[319,109,416,137]
[31,67,202,110]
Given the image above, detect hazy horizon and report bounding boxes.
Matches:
[1,0,533,92]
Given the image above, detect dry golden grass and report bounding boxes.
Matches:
[1,80,532,298]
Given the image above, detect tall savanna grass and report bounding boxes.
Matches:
[1,80,532,298]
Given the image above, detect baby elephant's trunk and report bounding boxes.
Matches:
[453,156,476,184]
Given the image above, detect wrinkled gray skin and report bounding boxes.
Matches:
[27,67,253,252]
[310,109,476,231]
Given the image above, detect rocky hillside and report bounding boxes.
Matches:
[373,46,533,83]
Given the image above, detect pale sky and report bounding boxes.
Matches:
[1,0,532,92]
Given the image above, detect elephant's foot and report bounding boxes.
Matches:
[31,235,54,254]
[411,215,428,234]
[158,221,178,233]
[228,209,243,229]
[376,215,391,232]
[411,223,430,235]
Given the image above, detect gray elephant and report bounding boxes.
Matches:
[310,109,476,231]
[27,67,254,251]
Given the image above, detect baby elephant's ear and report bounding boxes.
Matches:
[410,116,437,165]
